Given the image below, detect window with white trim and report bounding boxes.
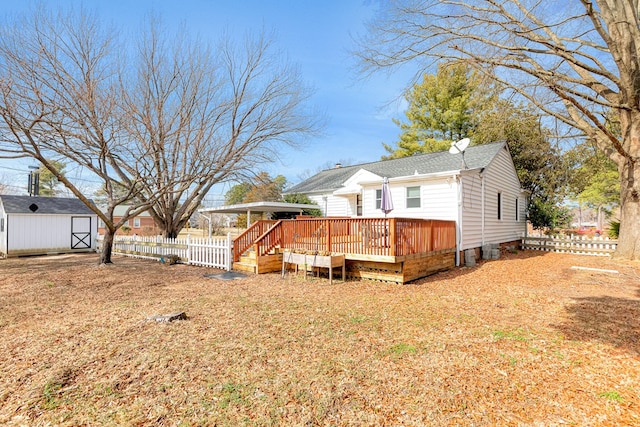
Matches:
[133,218,141,228]
[406,186,421,208]
[375,189,382,209]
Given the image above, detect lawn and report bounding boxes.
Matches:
[0,251,638,426]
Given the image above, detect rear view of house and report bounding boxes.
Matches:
[0,195,98,257]
[285,141,527,264]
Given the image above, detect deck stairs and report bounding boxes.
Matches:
[233,249,258,273]
[232,247,282,274]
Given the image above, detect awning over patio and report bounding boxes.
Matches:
[199,201,320,227]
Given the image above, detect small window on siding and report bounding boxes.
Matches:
[0,217,4,232]
[497,192,502,220]
[133,218,141,228]
[406,186,421,208]
[375,189,382,209]
[515,198,519,221]
[356,194,363,216]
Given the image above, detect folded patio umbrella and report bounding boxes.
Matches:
[381,177,394,217]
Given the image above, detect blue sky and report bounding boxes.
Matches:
[0,0,413,204]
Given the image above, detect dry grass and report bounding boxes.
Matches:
[0,251,639,426]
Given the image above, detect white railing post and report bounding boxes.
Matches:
[226,232,232,271]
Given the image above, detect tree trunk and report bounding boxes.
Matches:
[99,228,115,264]
[614,157,640,259]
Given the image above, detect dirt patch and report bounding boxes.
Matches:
[0,251,639,426]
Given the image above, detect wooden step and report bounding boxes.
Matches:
[240,254,256,264]
[232,261,256,274]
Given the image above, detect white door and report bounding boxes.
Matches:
[71,216,92,249]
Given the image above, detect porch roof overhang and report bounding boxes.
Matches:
[332,185,361,196]
[199,201,320,227]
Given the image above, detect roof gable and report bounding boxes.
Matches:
[0,195,95,215]
[332,169,383,196]
[286,142,506,194]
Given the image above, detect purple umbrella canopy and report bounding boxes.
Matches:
[380,177,394,216]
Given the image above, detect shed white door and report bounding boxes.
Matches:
[71,216,92,249]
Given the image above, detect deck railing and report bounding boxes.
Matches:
[242,217,456,259]
[233,220,278,262]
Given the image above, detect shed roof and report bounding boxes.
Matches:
[0,195,96,215]
[286,141,506,194]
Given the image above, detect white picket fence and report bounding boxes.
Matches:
[97,233,233,270]
[521,234,618,257]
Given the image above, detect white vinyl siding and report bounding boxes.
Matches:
[459,173,483,251]
[308,193,354,217]
[481,147,526,246]
[4,214,97,254]
[360,177,457,220]
[9,215,70,251]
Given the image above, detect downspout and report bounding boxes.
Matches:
[456,174,462,267]
[481,172,485,247]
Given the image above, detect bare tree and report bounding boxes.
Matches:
[0,6,320,262]
[356,0,640,259]
[121,22,320,238]
[0,175,10,194]
[0,7,170,263]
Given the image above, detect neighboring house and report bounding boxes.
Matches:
[0,195,98,257]
[97,205,159,236]
[285,141,527,261]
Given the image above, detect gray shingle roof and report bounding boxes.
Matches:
[0,195,96,215]
[286,142,506,194]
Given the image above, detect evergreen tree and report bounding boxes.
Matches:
[383,63,495,159]
[38,160,66,197]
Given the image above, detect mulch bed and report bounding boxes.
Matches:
[0,250,638,426]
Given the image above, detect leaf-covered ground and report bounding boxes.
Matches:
[0,251,638,426]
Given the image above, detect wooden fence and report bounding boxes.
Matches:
[97,234,233,270]
[522,234,618,257]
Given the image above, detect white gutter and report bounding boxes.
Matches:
[357,168,482,186]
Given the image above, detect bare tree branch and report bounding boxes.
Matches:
[356,0,640,258]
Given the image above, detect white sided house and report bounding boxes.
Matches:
[0,195,98,257]
[285,142,527,263]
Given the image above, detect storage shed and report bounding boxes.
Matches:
[0,195,98,257]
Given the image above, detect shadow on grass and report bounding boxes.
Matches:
[554,295,640,355]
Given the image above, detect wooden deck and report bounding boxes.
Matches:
[233,217,457,284]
